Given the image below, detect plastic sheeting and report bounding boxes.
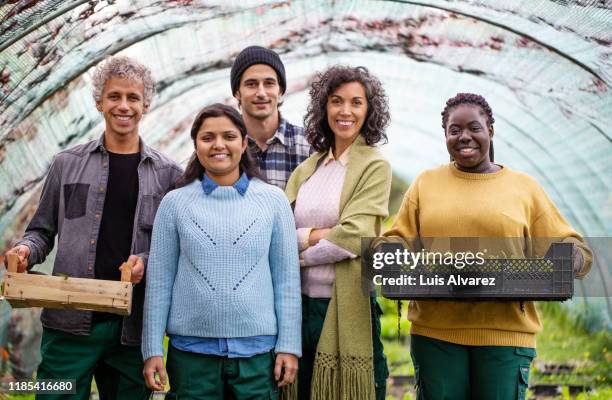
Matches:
[0,0,611,376]
[1,0,611,238]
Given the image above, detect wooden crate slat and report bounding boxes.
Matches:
[4,297,131,315]
[5,273,131,295]
[2,270,132,316]
[4,283,129,305]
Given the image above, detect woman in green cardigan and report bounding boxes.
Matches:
[285,65,392,400]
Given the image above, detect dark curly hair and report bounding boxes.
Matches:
[304,65,389,152]
[441,93,496,162]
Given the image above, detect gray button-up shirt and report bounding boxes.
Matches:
[17,134,182,346]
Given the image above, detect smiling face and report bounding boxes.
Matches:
[95,76,147,140]
[195,116,247,185]
[234,64,281,121]
[445,104,494,172]
[326,81,368,155]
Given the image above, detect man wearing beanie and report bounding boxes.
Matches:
[231,46,312,189]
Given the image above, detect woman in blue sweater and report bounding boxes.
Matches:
[141,103,301,399]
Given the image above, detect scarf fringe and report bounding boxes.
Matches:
[280,378,298,400]
[310,353,375,400]
[311,360,338,400]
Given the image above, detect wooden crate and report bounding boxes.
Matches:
[2,254,133,316]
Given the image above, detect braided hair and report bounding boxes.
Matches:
[441,93,495,162]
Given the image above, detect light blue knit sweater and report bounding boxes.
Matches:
[141,178,301,359]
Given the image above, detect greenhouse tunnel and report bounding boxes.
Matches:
[0,0,610,379]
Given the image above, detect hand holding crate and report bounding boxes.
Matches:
[2,253,133,316]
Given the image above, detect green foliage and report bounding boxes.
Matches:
[379,299,410,341]
[387,173,409,217]
[534,302,611,388]
[573,387,612,399]
[384,339,413,376]
[380,313,411,341]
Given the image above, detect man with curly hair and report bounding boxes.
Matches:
[230,46,312,189]
[4,56,181,399]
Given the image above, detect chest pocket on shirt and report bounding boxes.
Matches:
[64,183,89,220]
[139,194,162,230]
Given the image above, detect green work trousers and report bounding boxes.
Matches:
[166,344,279,399]
[298,296,389,400]
[410,334,536,400]
[36,320,149,400]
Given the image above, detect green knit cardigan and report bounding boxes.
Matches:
[285,135,392,400]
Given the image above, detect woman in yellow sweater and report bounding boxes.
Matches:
[383,93,592,400]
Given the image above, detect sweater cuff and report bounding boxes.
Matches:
[141,340,165,361]
[297,228,313,251]
[275,343,302,358]
[140,337,165,361]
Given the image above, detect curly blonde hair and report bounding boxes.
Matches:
[92,56,155,106]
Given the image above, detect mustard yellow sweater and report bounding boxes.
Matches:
[384,163,592,348]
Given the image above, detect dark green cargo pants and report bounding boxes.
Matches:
[36,320,149,400]
[298,296,389,400]
[166,344,279,399]
[410,334,536,400]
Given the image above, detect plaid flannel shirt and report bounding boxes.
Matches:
[248,117,313,190]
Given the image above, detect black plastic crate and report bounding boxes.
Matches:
[376,242,574,300]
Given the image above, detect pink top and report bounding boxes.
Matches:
[293,147,357,298]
